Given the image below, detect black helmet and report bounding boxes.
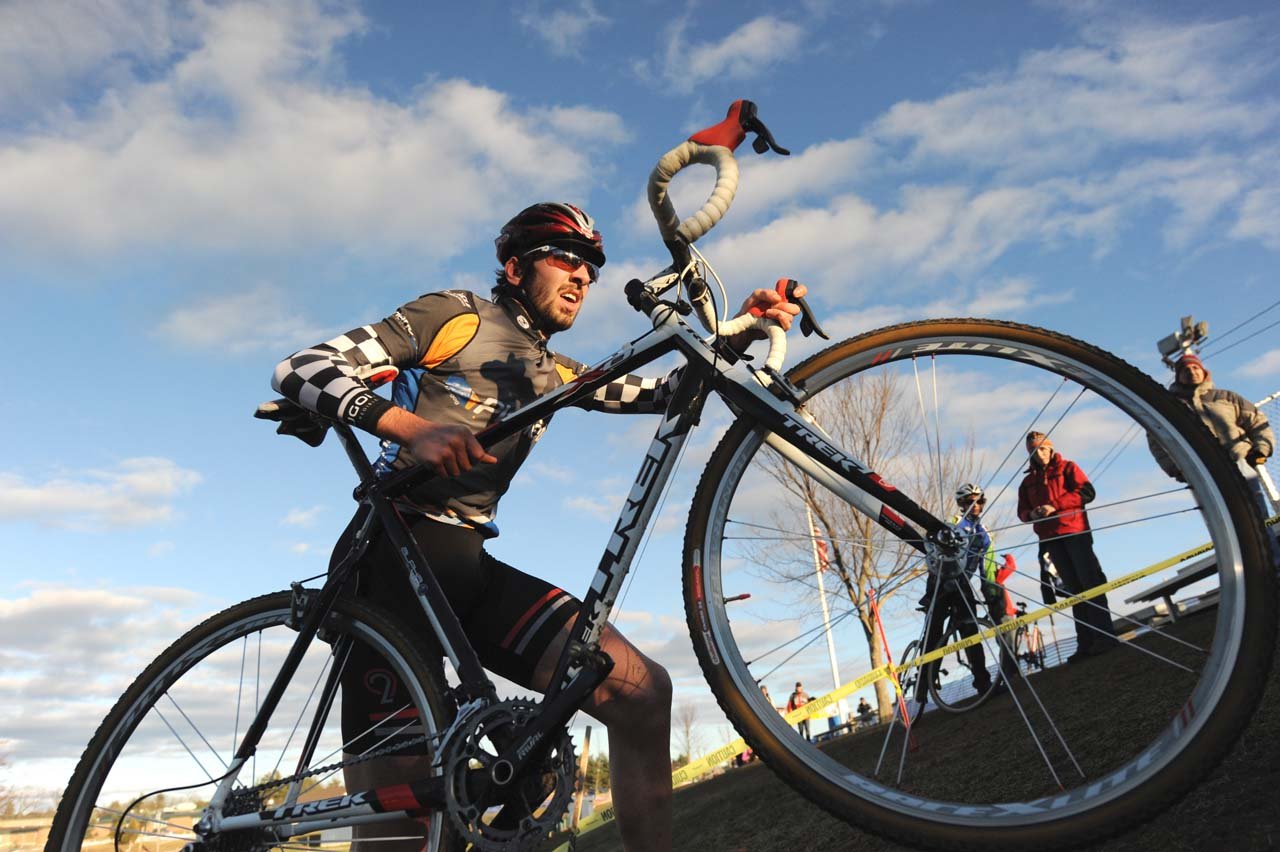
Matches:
[495,202,605,268]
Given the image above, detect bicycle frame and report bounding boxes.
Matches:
[203,281,960,845]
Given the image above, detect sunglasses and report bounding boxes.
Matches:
[522,245,599,283]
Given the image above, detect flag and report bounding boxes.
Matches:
[813,526,830,573]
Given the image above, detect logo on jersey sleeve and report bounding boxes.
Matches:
[444,375,508,421]
[442,290,475,309]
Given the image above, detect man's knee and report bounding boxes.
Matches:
[591,650,671,729]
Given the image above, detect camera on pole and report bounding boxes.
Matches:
[1157,315,1209,369]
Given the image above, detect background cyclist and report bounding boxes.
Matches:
[272,201,801,851]
[955,483,1017,691]
[913,484,997,707]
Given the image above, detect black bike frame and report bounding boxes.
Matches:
[208,285,956,842]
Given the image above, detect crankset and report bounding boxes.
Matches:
[442,698,577,851]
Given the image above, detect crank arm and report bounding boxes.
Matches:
[478,651,613,807]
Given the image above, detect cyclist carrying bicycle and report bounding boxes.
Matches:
[270,202,802,851]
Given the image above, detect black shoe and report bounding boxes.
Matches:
[989,681,1009,696]
[973,679,993,695]
[1067,648,1091,664]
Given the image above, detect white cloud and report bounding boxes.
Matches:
[564,494,620,522]
[147,540,175,558]
[1230,185,1280,250]
[158,285,329,352]
[652,15,806,93]
[290,542,312,555]
[0,0,185,112]
[546,105,629,143]
[0,458,201,529]
[518,1,609,58]
[0,584,206,765]
[873,17,1279,170]
[281,505,325,527]
[0,0,626,260]
[1239,348,1280,379]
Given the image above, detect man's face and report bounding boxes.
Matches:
[962,497,985,517]
[512,254,592,333]
[1178,363,1206,385]
[1032,444,1053,465]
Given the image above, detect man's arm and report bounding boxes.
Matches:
[1016,482,1035,523]
[563,286,804,415]
[271,291,495,476]
[371,406,496,477]
[1054,461,1089,516]
[1233,392,1275,463]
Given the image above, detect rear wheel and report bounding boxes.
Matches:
[683,318,1275,850]
[47,591,458,851]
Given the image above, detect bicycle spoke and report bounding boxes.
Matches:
[51,593,452,852]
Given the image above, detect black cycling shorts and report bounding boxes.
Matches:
[331,509,579,752]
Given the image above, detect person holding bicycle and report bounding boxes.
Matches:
[913,484,1000,706]
[271,201,802,851]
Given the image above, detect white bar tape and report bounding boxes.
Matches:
[647,142,740,245]
[710,315,788,371]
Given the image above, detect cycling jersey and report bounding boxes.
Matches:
[273,289,678,533]
[276,289,682,739]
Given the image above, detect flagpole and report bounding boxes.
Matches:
[807,502,850,726]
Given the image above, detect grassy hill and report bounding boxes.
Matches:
[565,628,1280,852]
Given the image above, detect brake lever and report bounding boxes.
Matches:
[783,279,828,340]
[739,100,791,156]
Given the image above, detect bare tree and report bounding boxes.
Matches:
[672,703,702,764]
[0,753,52,817]
[747,371,977,722]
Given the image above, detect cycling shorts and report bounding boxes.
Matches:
[331,509,579,752]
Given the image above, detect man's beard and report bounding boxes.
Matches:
[522,275,579,334]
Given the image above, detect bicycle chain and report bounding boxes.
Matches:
[230,731,438,805]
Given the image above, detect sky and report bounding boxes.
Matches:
[3,0,1280,798]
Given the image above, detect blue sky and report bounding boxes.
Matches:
[3,0,1280,792]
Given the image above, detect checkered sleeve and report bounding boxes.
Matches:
[271,327,398,431]
[270,291,478,432]
[571,364,684,414]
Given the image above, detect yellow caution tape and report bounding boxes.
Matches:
[556,517,1278,849]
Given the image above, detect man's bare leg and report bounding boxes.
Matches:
[533,623,673,852]
[343,756,432,850]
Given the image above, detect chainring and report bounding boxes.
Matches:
[442,698,576,851]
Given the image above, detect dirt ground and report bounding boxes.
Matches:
[565,612,1280,851]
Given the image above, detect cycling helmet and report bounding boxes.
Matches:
[494,202,606,268]
[955,483,985,505]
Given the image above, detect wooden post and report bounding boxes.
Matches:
[572,725,592,829]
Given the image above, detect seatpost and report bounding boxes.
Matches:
[331,422,380,488]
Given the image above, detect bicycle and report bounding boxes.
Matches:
[47,100,1277,852]
[897,569,1006,715]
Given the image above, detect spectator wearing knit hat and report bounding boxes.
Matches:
[1148,350,1277,564]
[1148,352,1273,480]
[1017,432,1119,661]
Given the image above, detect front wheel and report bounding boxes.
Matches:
[47,591,459,852]
[926,617,1001,714]
[683,318,1275,850]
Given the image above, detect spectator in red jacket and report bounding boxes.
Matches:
[1017,432,1118,661]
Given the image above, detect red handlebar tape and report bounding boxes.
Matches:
[689,100,748,151]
